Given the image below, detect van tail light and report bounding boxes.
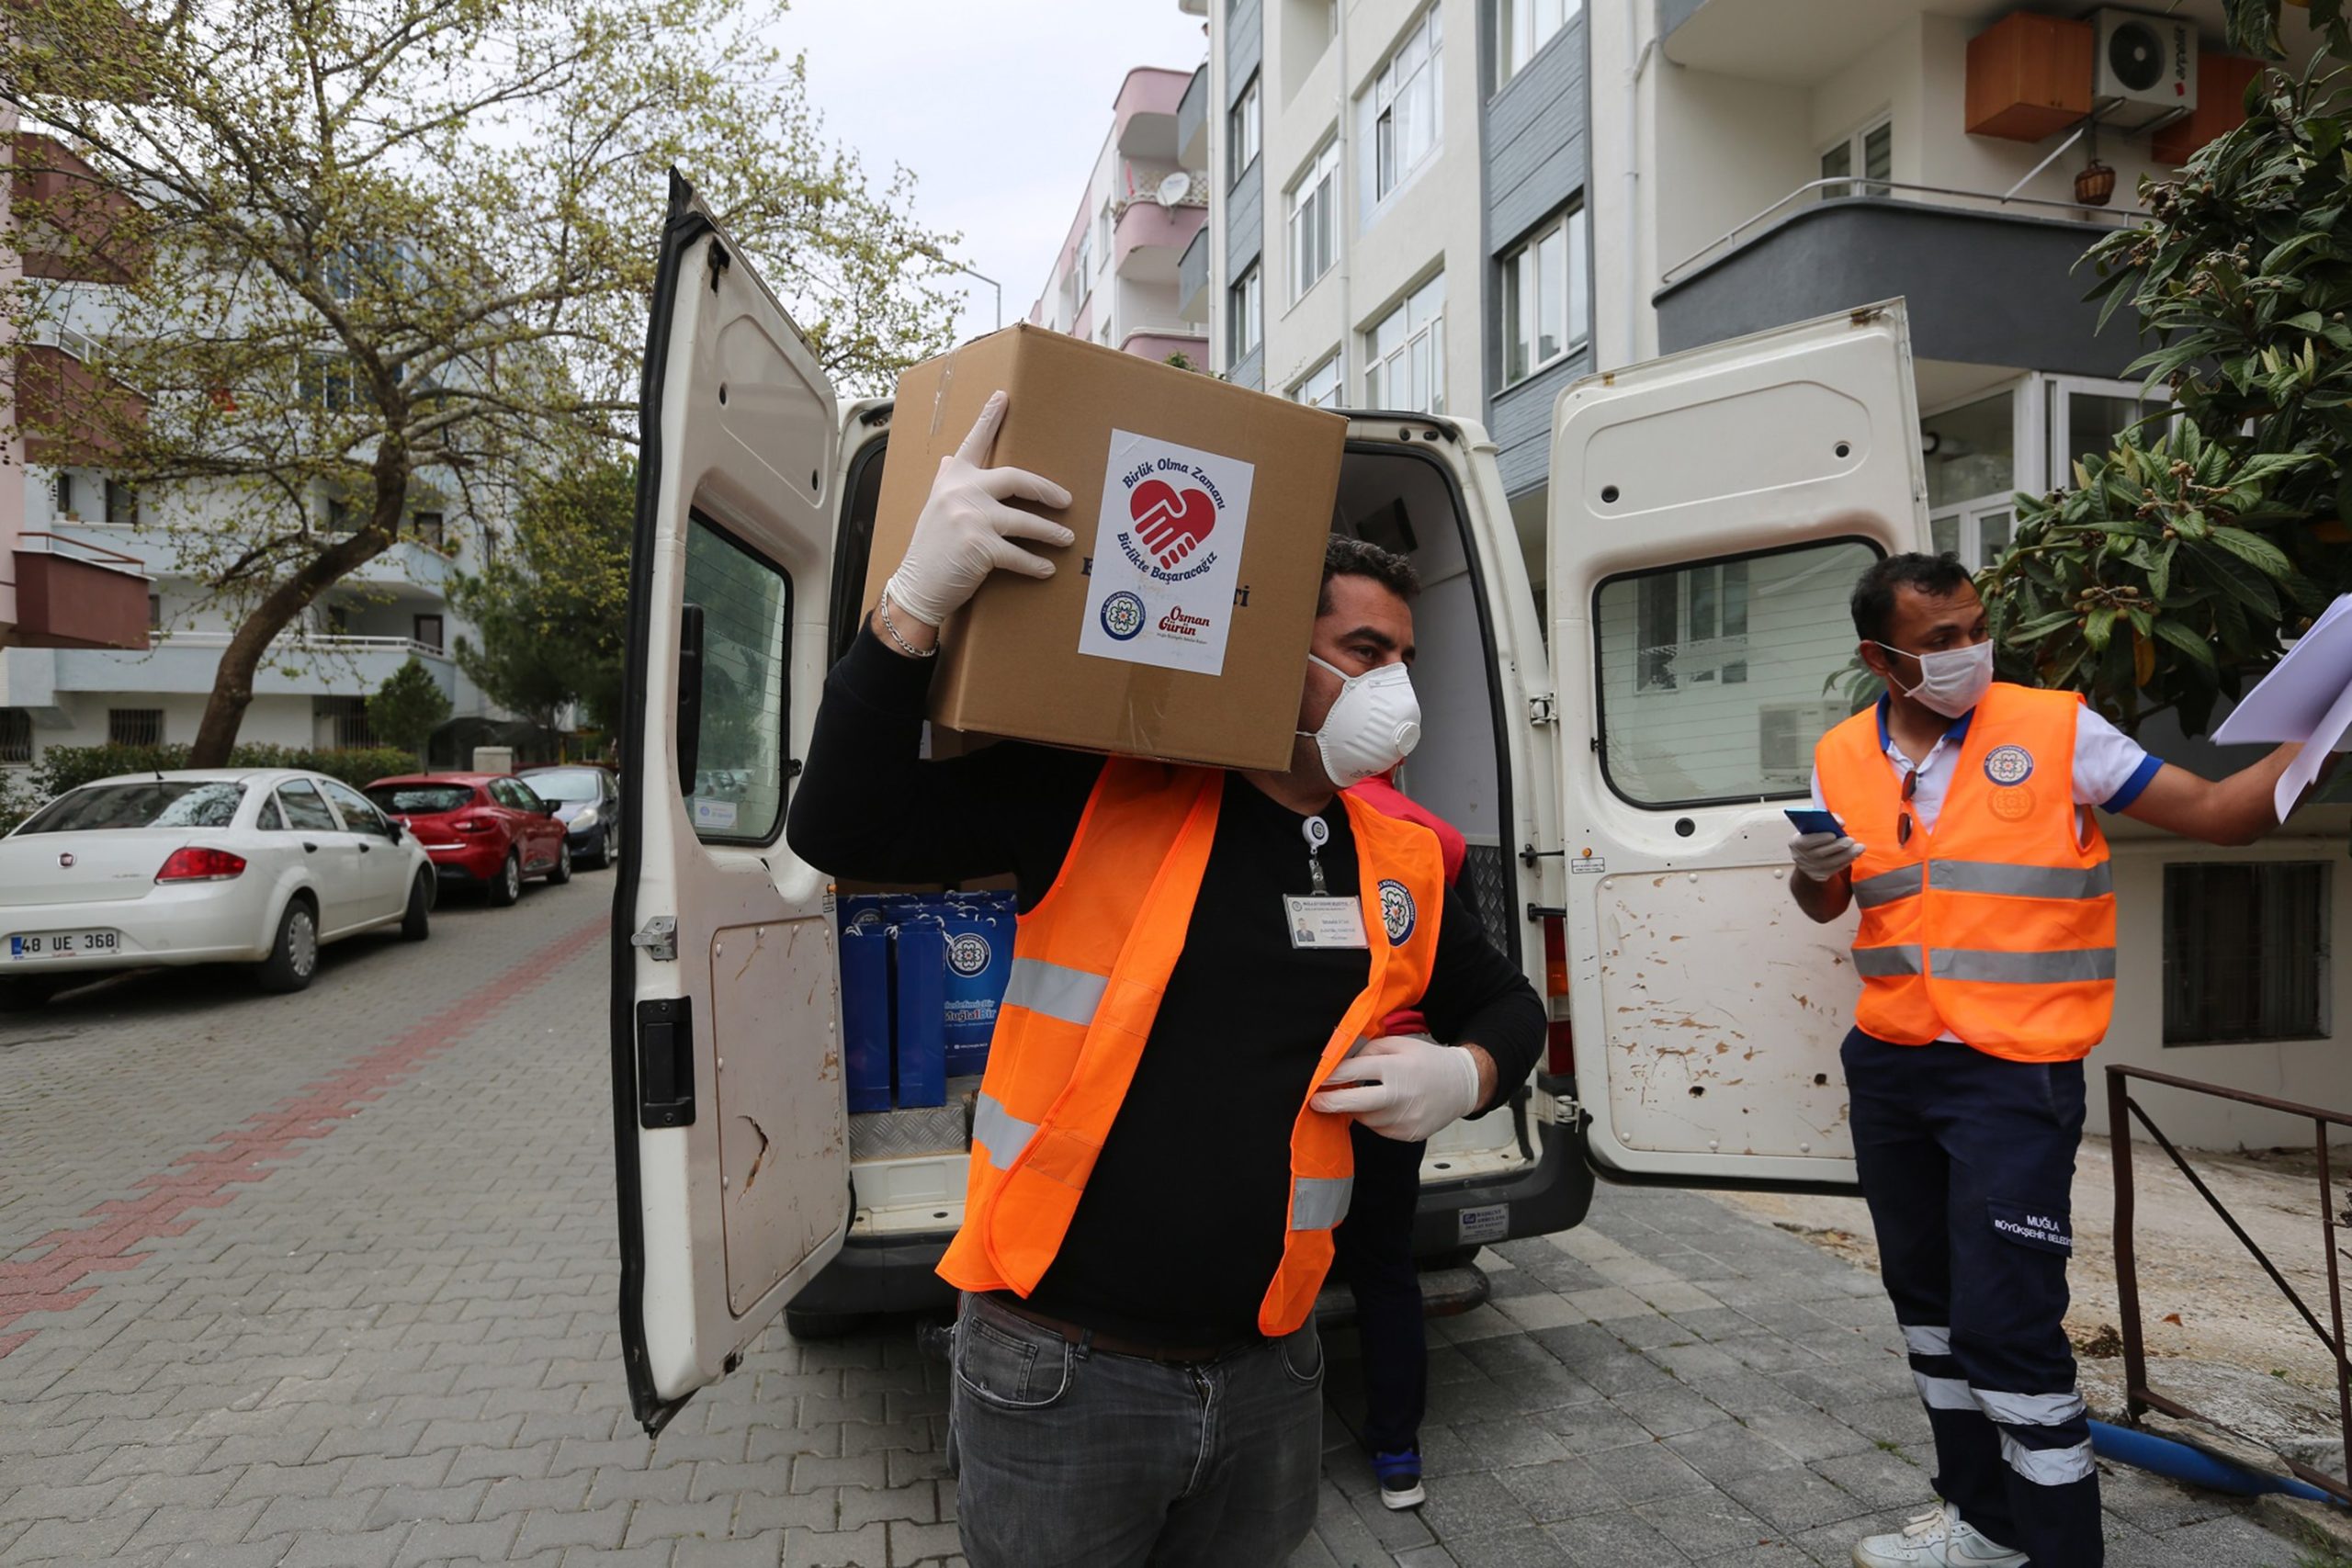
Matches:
[1541,914,1575,1077]
[156,847,247,883]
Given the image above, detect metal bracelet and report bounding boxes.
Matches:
[876,584,937,660]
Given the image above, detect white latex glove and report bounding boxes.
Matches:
[1309,1034,1481,1144]
[884,390,1076,628]
[1790,827,1866,883]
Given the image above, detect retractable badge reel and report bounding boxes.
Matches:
[1284,813,1367,949]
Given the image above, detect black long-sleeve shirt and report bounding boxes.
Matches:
[786,626,1546,1343]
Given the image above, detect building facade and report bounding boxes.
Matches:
[1195,0,1589,563]
[1029,66,1212,367]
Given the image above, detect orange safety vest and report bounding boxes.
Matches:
[1814,682,2116,1063]
[937,756,1446,1336]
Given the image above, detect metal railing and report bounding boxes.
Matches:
[2108,1064,2352,1501]
[1659,177,2150,288]
[152,630,449,660]
[14,531,145,575]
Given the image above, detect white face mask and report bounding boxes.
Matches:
[1876,638,1994,719]
[1297,654,1421,788]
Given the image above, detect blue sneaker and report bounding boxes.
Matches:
[1373,1450,1424,1510]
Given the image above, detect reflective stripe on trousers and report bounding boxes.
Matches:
[1851,945,2116,983]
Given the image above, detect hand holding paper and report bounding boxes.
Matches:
[2211,592,2352,822]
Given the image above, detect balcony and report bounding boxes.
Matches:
[48,524,456,601]
[17,343,146,465]
[1113,67,1193,162]
[8,532,148,650]
[1654,186,2143,378]
[1114,192,1207,284]
[36,630,456,701]
[12,134,144,285]
[1178,224,1209,325]
[1177,64,1209,171]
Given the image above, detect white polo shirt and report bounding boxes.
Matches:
[1809,695,2165,832]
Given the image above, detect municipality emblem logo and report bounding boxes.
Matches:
[1378,879,1416,944]
[1099,590,1146,641]
[946,932,992,978]
[1984,745,2035,786]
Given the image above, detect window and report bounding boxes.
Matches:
[1501,207,1587,386]
[1372,7,1442,202]
[1292,353,1342,409]
[1364,273,1445,414]
[2051,377,2171,479]
[509,780,549,815]
[320,778,392,836]
[1072,227,1092,310]
[410,511,445,548]
[318,695,374,750]
[52,471,74,517]
[1228,72,1261,185]
[301,353,358,412]
[1924,389,2020,570]
[276,779,340,832]
[325,497,354,533]
[255,795,283,830]
[413,615,444,653]
[1594,539,1881,807]
[107,707,163,747]
[1822,118,1892,198]
[1227,262,1263,363]
[684,513,791,845]
[0,707,29,764]
[19,781,244,833]
[2165,863,2330,1043]
[1497,0,1578,88]
[104,478,137,525]
[1288,140,1340,300]
[147,593,162,632]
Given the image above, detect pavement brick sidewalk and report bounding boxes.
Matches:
[0,882,2313,1566]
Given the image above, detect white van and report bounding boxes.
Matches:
[608,178,1919,1432]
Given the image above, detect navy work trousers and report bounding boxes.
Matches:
[1331,1120,1428,1457]
[1842,1028,2100,1567]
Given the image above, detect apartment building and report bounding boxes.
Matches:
[1194,0,1590,564]
[0,138,505,772]
[1584,0,2347,1145]
[1029,66,1212,367]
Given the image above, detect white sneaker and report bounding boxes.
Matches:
[1850,1501,2028,1567]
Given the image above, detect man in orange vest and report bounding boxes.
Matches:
[786,394,1544,1568]
[1792,553,2318,1568]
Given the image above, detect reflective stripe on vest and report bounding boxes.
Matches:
[971,1092,1039,1171]
[1813,683,2117,1062]
[1293,1176,1352,1231]
[1001,958,1107,1027]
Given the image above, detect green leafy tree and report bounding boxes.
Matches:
[2,0,963,765]
[368,658,453,766]
[1984,2,2352,734]
[450,454,632,735]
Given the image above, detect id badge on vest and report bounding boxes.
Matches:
[1287,814,1370,949]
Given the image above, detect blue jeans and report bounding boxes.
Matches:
[1843,1029,2098,1567]
[948,1291,1326,1567]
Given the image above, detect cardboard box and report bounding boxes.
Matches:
[866,325,1347,771]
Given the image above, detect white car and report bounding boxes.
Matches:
[0,768,436,1007]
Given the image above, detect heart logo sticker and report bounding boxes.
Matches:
[1128,478,1218,569]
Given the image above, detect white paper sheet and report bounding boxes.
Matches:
[2208,592,2352,821]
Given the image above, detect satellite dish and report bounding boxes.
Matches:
[1155,171,1192,208]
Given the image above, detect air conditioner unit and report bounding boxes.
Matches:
[2094,8,2197,130]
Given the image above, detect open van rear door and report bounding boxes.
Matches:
[1546,301,1928,1186]
[611,174,849,1433]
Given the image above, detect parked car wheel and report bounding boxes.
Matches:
[0,976,65,1013]
[255,897,320,994]
[401,872,434,942]
[489,850,524,908]
[548,840,572,886]
[593,827,618,871]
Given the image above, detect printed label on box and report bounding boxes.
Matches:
[1076,428,1257,676]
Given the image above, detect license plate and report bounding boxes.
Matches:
[8,930,119,961]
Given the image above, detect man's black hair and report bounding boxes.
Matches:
[1849,552,1973,644]
[1320,534,1419,615]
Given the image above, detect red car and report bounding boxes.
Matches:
[362,773,572,907]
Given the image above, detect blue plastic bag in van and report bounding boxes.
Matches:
[838,923,892,1114]
[938,908,1009,1078]
[891,915,948,1109]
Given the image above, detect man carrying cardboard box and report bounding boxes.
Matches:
[786,393,1544,1568]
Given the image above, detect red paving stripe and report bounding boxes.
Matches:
[0,911,611,1357]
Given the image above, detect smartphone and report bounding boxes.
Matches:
[1783,807,1843,837]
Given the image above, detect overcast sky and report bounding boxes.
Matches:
[769,1,1210,346]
